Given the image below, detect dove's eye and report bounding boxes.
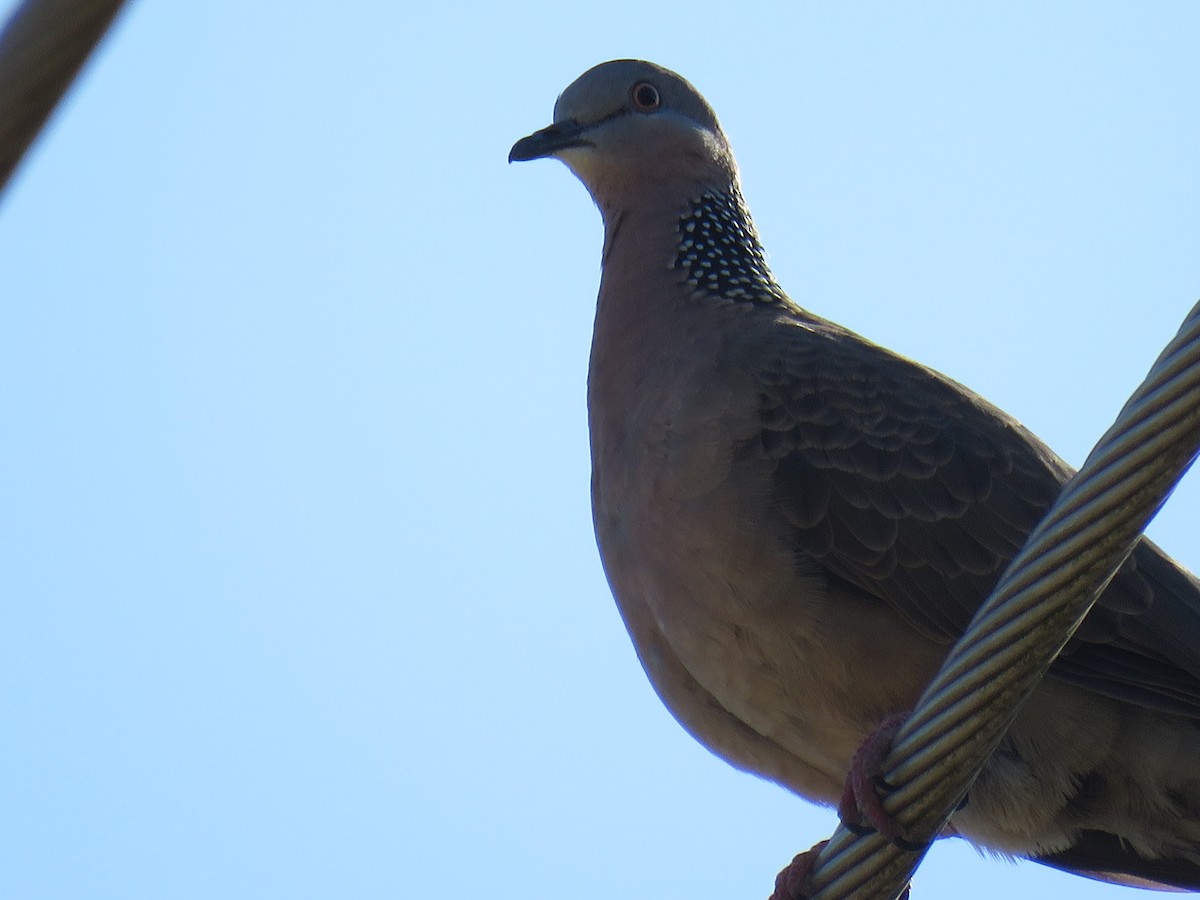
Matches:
[630,82,661,112]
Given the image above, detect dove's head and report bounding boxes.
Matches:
[509,59,738,207]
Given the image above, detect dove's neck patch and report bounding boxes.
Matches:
[673,189,789,306]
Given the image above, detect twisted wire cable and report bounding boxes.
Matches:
[806,298,1200,899]
[0,0,130,195]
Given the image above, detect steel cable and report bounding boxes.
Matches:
[805,299,1200,899]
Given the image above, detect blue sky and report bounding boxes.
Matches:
[3,3,1200,898]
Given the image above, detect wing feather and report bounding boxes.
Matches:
[753,316,1200,714]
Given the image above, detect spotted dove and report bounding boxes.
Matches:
[510,59,1200,892]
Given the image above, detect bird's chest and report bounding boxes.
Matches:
[585,328,944,786]
[587,338,824,721]
[589,333,762,597]
[588,334,762,579]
